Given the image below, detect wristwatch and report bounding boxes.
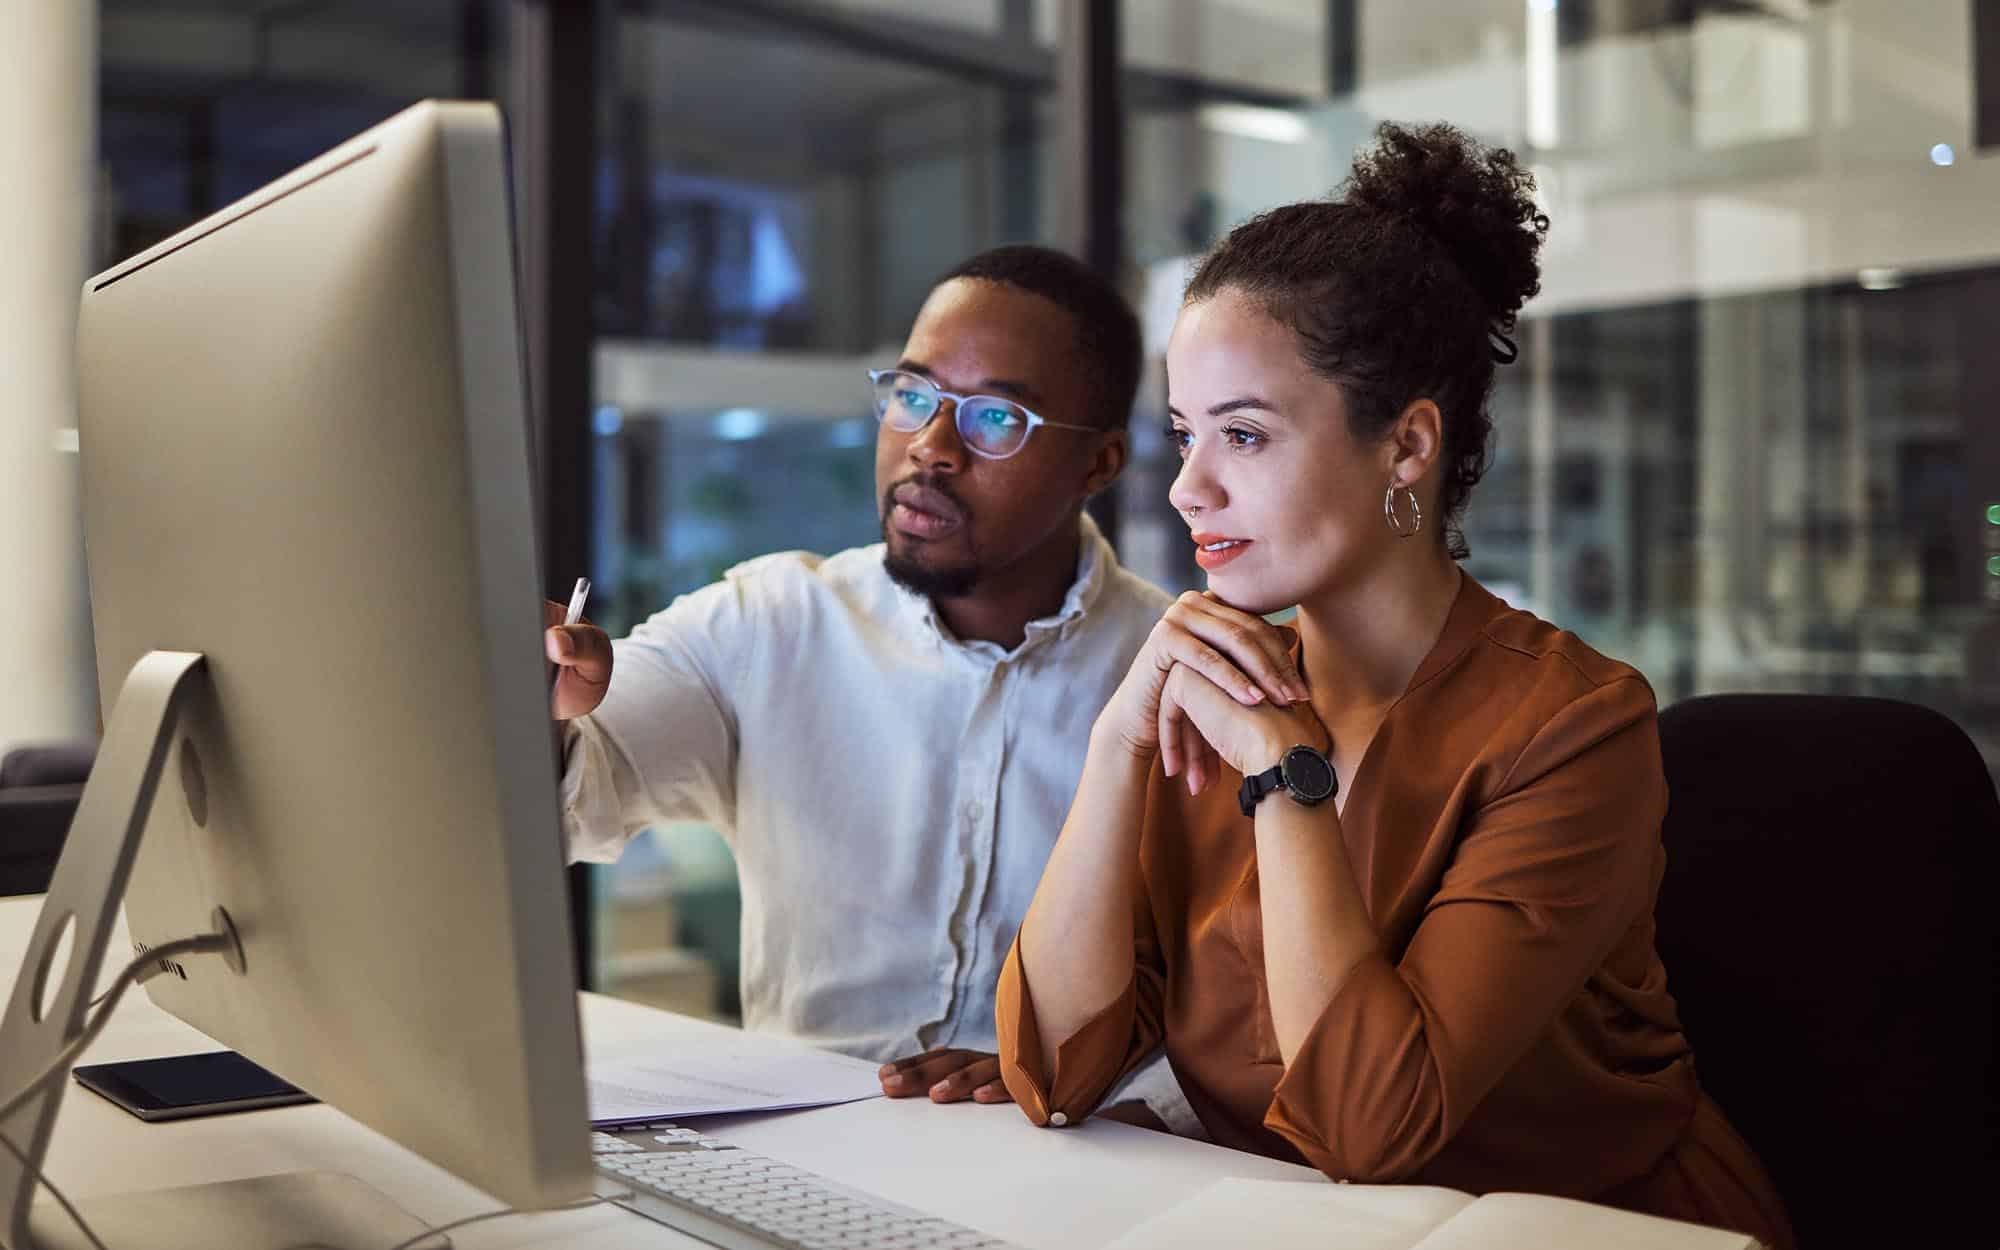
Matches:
[1237,744,1338,817]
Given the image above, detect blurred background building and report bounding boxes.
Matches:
[32,0,2000,1016]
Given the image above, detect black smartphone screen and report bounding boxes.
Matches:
[73,1050,316,1122]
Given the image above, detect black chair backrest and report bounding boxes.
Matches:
[0,739,98,897]
[0,741,97,790]
[1655,694,1997,1249]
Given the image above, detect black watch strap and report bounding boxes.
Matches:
[1237,764,1287,817]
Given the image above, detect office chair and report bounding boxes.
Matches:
[1653,694,1997,1250]
[0,738,97,895]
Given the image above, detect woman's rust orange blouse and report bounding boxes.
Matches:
[997,577,1794,1250]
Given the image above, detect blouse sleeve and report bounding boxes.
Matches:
[995,769,1171,1127]
[1264,675,1667,1180]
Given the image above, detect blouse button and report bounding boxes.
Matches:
[1048,1112,1069,1127]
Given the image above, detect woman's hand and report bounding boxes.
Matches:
[1160,660,1329,795]
[1096,592,1306,771]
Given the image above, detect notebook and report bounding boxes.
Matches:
[1102,1178,1763,1250]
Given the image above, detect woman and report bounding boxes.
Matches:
[995,123,1794,1249]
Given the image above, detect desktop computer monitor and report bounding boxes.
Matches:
[10,100,589,1244]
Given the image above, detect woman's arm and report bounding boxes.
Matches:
[1014,724,1157,1057]
[1262,677,1666,1180]
[1157,661,1666,1181]
[1147,661,1375,1062]
[998,592,1305,1120]
[1251,787,1379,1064]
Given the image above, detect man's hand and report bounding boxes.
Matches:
[543,599,612,720]
[877,1048,1012,1104]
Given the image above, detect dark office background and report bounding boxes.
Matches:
[95,0,2000,1004]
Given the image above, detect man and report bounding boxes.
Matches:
[547,245,1189,1130]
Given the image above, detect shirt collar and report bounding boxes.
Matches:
[1404,572,1513,694]
[901,512,1115,654]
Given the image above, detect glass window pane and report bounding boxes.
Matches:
[1118,0,2000,779]
[590,7,1055,1014]
[100,0,508,262]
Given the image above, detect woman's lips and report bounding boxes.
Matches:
[1190,532,1253,570]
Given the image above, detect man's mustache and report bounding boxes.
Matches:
[883,474,971,525]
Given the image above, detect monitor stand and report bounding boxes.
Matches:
[0,652,439,1250]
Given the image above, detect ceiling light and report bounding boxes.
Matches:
[713,408,769,441]
[1197,105,1309,145]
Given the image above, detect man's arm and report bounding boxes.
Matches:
[1099,1051,1204,1137]
[546,580,748,862]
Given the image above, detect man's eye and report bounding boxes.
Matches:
[897,390,934,410]
[978,408,1022,428]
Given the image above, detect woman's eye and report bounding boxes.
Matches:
[1166,424,1192,454]
[1223,426,1264,449]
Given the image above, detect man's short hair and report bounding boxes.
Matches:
[934,245,1142,431]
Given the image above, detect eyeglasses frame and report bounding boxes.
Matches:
[866,368,1101,461]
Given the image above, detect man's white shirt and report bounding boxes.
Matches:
[562,515,1198,1130]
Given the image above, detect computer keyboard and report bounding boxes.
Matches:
[592,1125,1020,1250]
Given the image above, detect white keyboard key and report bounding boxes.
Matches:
[593,1122,1014,1249]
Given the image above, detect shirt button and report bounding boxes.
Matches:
[1048,1112,1069,1127]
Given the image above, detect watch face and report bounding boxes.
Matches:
[1282,747,1337,801]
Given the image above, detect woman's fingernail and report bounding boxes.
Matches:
[931,1080,950,1096]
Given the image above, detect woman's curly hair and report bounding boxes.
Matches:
[1184,122,1549,559]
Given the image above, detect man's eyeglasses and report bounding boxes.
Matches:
[867,369,1098,461]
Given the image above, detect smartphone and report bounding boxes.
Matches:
[73,1050,316,1122]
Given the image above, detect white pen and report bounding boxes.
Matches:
[550,577,592,707]
[562,576,591,628]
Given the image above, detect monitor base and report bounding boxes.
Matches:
[28,1170,442,1249]
[0,650,215,1248]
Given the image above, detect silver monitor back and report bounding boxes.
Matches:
[73,100,590,1211]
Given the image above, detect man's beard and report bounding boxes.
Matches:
[883,548,980,599]
[881,479,980,599]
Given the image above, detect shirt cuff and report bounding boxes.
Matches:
[561,715,635,864]
[996,937,1144,1126]
[1106,1053,1207,1140]
[1264,951,1430,1181]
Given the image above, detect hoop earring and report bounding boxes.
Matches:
[1383,484,1422,539]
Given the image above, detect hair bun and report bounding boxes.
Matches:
[1345,122,1548,338]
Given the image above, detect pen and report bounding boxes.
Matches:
[550,577,591,707]
[562,576,591,628]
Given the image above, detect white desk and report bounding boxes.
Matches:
[0,896,1320,1248]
